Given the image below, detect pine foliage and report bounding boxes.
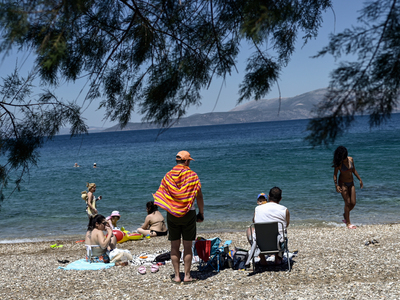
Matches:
[307,0,400,146]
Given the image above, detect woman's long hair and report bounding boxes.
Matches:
[87,214,105,231]
[146,201,158,214]
[332,146,348,168]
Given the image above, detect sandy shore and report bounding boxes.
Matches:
[1,224,400,299]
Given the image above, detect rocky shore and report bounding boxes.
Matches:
[1,224,400,299]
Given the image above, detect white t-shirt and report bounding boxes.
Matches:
[254,202,288,235]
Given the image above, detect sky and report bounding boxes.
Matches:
[1,0,366,128]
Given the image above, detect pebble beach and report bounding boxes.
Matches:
[1,224,400,299]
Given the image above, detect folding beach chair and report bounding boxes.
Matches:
[195,237,231,272]
[248,222,291,272]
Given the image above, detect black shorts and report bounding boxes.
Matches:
[167,210,196,241]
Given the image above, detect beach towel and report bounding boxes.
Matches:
[154,165,201,217]
[58,259,115,270]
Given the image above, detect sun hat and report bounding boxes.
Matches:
[110,211,121,218]
[257,193,266,199]
[176,150,194,161]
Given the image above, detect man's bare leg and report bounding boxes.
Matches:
[183,240,194,282]
[259,254,268,266]
[171,239,181,282]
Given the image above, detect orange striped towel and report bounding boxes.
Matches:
[153,165,201,217]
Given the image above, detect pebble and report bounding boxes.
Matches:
[1,224,400,299]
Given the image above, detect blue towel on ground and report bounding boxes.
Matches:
[58,259,115,270]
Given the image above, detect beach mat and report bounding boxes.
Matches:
[58,259,115,270]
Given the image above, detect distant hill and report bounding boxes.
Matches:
[57,126,105,135]
[104,88,327,132]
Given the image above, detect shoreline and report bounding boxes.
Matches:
[2,220,399,244]
[2,223,400,299]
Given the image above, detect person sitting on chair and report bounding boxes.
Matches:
[246,187,290,265]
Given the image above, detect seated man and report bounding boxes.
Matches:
[247,186,290,265]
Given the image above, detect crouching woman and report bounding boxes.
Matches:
[85,214,117,263]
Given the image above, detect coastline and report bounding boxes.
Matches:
[2,223,400,299]
[2,219,399,244]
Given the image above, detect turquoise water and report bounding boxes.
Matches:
[1,114,400,242]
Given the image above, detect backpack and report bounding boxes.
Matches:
[232,248,249,270]
[154,252,171,262]
[81,191,88,201]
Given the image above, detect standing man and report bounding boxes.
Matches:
[154,150,204,283]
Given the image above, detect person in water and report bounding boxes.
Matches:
[333,146,363,229]
[84,182,102,218]
[137,201,168,237]
[85,214,116,263]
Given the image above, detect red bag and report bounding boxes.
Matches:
[195,240,212,262]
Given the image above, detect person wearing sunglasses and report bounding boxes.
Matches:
[85,214,116,263]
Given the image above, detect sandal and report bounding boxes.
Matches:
[151,264,159,273]
[138,266,146,275]
[57,259,70,264]
[347,224,357,229]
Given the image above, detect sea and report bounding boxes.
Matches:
[1,114,400,243]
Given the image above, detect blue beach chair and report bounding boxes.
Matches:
[195,238,232,272]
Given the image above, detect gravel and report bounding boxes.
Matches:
[1,224,400,299]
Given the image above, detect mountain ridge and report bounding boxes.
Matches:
[104,88,327,132]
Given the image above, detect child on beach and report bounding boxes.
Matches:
[106,211,121,229]
[257,193,267,205]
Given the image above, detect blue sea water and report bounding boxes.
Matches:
[1,114,400,242]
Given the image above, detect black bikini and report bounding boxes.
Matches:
[149,220,168,236]
[340,160,354,187]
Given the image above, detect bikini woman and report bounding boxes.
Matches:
[333,146,363,229]
[137,201,168,237]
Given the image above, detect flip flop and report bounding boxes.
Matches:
[151,264,159,273]
[138,266,146,275]
[347,224,357,229]
[170,278,181,285]
[57,259,70,264]
[183,278,198,285]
